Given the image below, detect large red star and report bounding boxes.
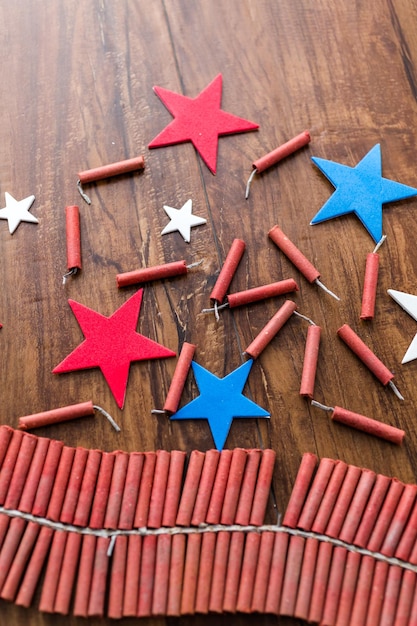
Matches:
[148,74,259,174]
[53,290,175,408]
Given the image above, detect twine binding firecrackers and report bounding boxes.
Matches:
[0,428,415,623]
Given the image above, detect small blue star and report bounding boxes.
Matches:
[170,359,269,450]
[310,144,417,242]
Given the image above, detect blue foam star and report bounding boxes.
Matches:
[170,359,270,450]
[310,144,417,242]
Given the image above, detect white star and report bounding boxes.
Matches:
[388,289,417,363]
[161,199,206,243]
[0,192,37,234]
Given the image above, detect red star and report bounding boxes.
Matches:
[148,74,259,174]
[53,290,175,409]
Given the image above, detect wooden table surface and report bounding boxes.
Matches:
[2,1,417,624]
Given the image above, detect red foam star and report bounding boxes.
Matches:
[53,290,175,408]
[148,74,259,174]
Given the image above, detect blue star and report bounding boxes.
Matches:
[170,359,269,450]
[310,144,417,242]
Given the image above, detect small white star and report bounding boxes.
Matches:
[161,199,206,243]
[0,192,38,234]
[388,289,417,363]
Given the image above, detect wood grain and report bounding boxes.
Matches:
[1,0,417,624]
